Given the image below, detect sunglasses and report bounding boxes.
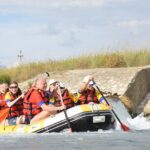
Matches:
[10,86,18,89]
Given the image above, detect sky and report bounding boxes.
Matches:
[0,0,150,66]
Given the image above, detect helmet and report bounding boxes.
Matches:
[48,79,58,86]
[59,82,65,89]
[89,81,95,86]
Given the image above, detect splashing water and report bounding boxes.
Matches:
[108,98,132,130]
[109,98,150,131]
[128,113,150,130]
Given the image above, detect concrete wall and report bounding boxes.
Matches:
[124,68,150,115]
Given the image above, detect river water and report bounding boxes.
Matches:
[0,130,150,150]
[1,100,150,150]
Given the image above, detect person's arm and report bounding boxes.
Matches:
[41,103,66,113]
[79,75,94,93]
[6,93,24,108]
[34,90,66,113]
[79,82,89,93]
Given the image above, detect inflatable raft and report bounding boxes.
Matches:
[0,103,115,134]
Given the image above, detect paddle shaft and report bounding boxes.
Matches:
[7,93,24,108]
[0,92,26,123]
[93,81,126,126]
[58,87,72,131]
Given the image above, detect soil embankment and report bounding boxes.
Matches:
[20,65,150,115]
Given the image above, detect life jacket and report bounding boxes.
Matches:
[6,92,23,119]
[23,88,49,119]
[78,88,99,105]
[54,89,74,109]
[0,93,7,110]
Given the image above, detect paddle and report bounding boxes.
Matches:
[0,108,10,123]
[93,81,130,131]
[0,93,25,124]
[58,86,72,133]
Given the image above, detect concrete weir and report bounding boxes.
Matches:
[123,67,150,115]
[20,65,150,115]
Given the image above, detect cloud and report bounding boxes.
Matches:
[0,7,16,14]
[0,0,139,17]
[0,0,105,9]
[108,0,137,2]
[118,19,150,28]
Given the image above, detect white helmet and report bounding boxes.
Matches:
[89,81,95,85]
[48,79,58,86]
[59,82,65,89]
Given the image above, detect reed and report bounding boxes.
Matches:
[0,49,150,82]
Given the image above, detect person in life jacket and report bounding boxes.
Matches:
[77,75,105,105]
[48,80,78,110]
[0,82,9,110]
[46,79,59,102]
[4,81,24,125]
[22,77,66,124]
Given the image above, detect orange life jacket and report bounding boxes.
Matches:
[54,89,74,109]
[0,93,7,110]
[78,88,99,105]
[7,92,23,118]
[23,88,49,119]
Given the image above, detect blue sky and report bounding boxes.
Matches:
[0,0,150,66]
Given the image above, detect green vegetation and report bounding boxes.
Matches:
[0,49,150,82]
[0,75,11,84]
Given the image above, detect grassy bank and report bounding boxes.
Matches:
[0,49,150,82]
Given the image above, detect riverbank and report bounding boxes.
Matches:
[19,65,150,116]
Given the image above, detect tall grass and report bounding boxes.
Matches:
[0,49,150,82]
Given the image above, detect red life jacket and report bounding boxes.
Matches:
[0,93,7,110]
[23,88,49,119]
[54,89,74,109]
[6,92,23,118]
[78,88,99,104]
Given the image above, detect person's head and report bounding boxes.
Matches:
[35,78,47,91]
[87,81,95,90]
[9,81,19,95]
[48,79,59,92]
[0,82,9,94]
[59,82,66,93]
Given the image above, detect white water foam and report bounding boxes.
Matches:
[128,113,150,130]
[109,98,150,131]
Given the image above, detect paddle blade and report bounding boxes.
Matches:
[120,123,130,131]
[0,108,9,123]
